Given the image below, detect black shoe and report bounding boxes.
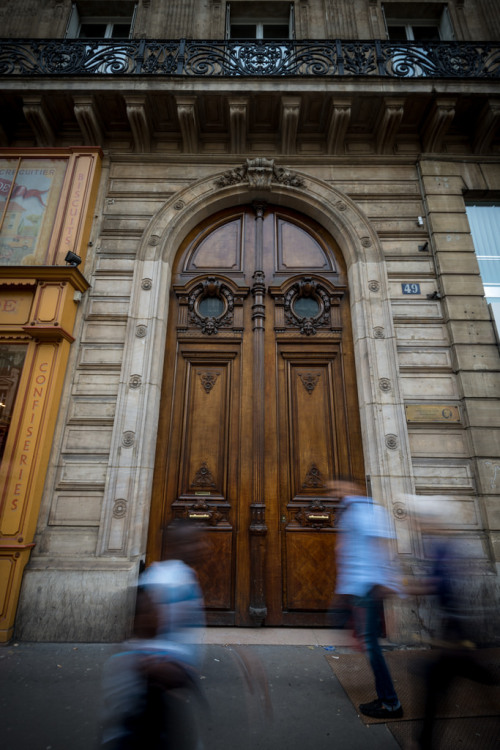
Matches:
[359,698,403,719]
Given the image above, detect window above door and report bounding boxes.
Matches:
[226,2,295,40]
[66,2,137,39]
[383,2,454,41]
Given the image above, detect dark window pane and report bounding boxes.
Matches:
[0,345,27,462]
[79,23,108,38]
[262,24,290,39]
[111,24,131,39]
[387,25,408,41]
[412,25,440,41]
[230,24,257,39]
[199,296,225,317]
[293,296,320,318]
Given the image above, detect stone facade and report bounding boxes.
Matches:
[0,0,499,642]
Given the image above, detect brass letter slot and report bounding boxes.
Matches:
[307,514,329,521]
[188,512,211,519]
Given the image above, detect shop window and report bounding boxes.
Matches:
[0,345,27,462]
[383,3,454,41]
[226,2,294,39]
[66,2,137,39]
[466,204,500,337]
[0,157,67,265]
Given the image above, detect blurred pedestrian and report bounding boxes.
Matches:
[101,519,206,750]
[332,479,404,719]
[410,497,498,749]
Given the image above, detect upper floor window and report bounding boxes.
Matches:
[383,3,454,41]
[226,2,294,40]
[466,204,500,339]
[66,2,137,39]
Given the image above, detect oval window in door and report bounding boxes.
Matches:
[293,296,320,318]
[198,295,225,318]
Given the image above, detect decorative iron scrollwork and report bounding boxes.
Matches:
[188,277,234,335]
[2,39,499,79]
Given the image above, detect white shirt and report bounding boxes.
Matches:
[335,496,401,598]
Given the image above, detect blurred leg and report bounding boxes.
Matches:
[361,591,399,706]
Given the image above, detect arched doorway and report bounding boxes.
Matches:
[147,203,364,626]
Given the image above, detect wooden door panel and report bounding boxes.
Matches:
[277,345,353,618]
[184,213,245,272]
[276,214,333,272]
[287,359,337,498]
[178,357,232,501]
[166,346,241,619]
[285,531,337,610]
[278,346,350,498]
[194,531,233,610]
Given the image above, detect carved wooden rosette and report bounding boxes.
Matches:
[299,373,321,396]
[269,275,345,335]
[198,371,219,393]
[191,461,216,488]
[302,463,325,487]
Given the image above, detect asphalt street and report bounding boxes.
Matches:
[0,641,401,750]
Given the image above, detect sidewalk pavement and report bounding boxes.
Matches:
[0,630,407,750]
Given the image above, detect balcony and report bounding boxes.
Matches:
[0,39,499,155]
[0,38,499,78]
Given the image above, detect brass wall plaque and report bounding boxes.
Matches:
[405,404,460,423]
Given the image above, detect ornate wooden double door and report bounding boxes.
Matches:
[148,204,364,626]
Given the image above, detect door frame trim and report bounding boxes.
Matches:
[97,165,415,637]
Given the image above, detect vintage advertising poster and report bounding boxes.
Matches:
[0,158,68,265]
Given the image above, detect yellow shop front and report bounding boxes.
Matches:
[0,148,101,643]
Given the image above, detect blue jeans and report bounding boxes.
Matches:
[355,588,399,706]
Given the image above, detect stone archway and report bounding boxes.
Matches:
[96,161,415,632]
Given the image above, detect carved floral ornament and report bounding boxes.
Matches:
[302,463,325,487]
[113,499,127,518]
[122,431,135,448]
[199,371,219,393]
[191,462,216,488]
[299,373,320,395]
[215,158,305,191]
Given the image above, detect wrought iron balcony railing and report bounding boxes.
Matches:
[0,38,499,78]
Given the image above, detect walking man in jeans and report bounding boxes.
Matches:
[332,480,403,719]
